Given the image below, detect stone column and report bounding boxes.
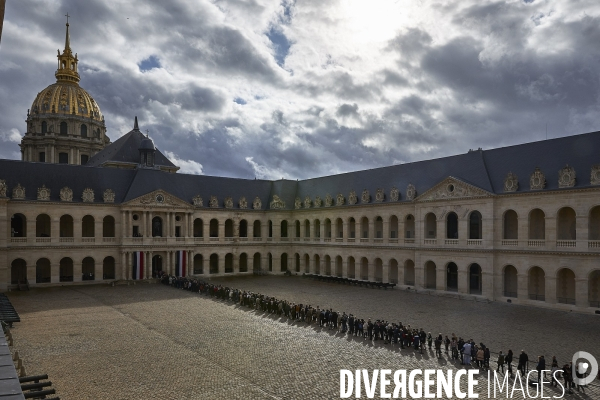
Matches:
[382,262,389,283]
[436,266,445,291]
[342,260,348,278]
[203,219,209,239]
[437,218,445,244]
[147,251,153,279]
[73,260,82,282]
[368,261,374,281]
[95,218,103,239]
[575,278,588,308]
[121,252,127,280]
[148,211,153,237]
[546,217,556,250]
[166,212,171,238]
[188,250,193,276]
[142,211,147,238]
[576,216,587,251]
[121,211,126,238]
[51,216,60,242]
[188,214,193,237]
[518,215,527,247]
[457,268,468,294]
[517,273,527,301]
[370,219,376,241]
[481,271,493,300]
[458,217,467,246]
[319,221,325,242]
[545,276,557,304]
[300,221,306,240]
[26,216,35,240]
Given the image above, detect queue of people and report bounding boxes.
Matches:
[159,273,594,394]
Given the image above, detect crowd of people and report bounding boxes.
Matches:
[158,273,594,394]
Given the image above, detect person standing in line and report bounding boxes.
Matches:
[518,350,529,376]
[462,341,472,366]
[496,351,505,374]
[536,355,546,386]
[505,350,514,378]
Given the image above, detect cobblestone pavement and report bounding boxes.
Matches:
[5,279,599,400]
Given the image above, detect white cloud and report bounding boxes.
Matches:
[164,151,204,175]
[0,128,22,143]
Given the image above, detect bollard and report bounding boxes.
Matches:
[12,351,18,361]
[16,358,22,369]
[19,366,26,377]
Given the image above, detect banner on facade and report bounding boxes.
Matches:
[133,251,144,280]
[176,251,186,277]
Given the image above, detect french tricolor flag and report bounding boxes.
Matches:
[176,251,187,277]
[133,251,144,280]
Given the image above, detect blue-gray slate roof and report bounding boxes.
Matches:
[1,130,599,208]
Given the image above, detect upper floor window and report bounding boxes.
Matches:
[60,122,68,136]
[41,121,47,134]
[81,124,88,138]
[58,153,69,164]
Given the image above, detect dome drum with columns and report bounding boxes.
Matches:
[20,19,109,165]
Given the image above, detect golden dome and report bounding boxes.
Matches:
[29,19,103,122]
[30,83,103,122]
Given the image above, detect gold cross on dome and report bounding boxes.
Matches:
[65,13,70,24]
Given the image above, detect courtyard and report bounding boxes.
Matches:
[6,276,600,399]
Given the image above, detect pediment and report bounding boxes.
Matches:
[124,190,192,208]
[416,177,494,202]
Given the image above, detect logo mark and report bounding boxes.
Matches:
[572,351,598,386]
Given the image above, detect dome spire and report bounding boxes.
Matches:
[134,116,139,131]
[55,15,80,84]
[64,13,71,52]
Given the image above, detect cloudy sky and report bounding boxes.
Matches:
[1,0,599,179]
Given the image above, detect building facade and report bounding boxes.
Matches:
[1,21,599,314]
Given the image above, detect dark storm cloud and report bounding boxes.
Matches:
[336,103,359,117]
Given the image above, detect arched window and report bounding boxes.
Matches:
[268,220,273,238]
[425,213,436,238]
[81,124,88,138]
[36,258,51,283]
[336,218,343,239]
[36,214,51,237]
[239,253,248,272]
[295,253,301,273]
[82,215,95,237]
[360,257,368,280]
[295,220,301,238]
[313,254,319,274]
[304,220,310,238]
[528,209,545,240]
[348,218,356,239]
[405,215,415,239]
[335,256,343,277]
[253,220,261,238]
[82,257,95,280]
[503,210,518,240]
[425,261,436,289]
[446,262,458,291]
[503,265,518,298]
[60,215,74,237]
[469,264,482,294]
[225,253,233,273]
[589,270,600,307]
[324,219,332,238]
[388,259,398,283]
[324,255,331,275]
[60,121,68,136]
[152,217,163,237]
[11,259,27,285]
[210,254,219,274]
[280,220,288,238]
[389,216,398,239]
[103,257,115,280]
[193,254,204,274]
[253,253,262,272]
[314,219,320,238]
[469,211,482,240]
[556,268,576,304]
[41,121,47,134]
[239,220,248,238]
[404,260,415,285]
[446,212,458,239]
[360,217,369,238]
[193,218,203,237]
[589,206,600,240]
[528,266,545,301]
[281,253,288,272]
[374,258,383,282]
[11,214,26,237]
[347,256,356,278]
[103,216,115,237]
[210,219,218,237]
[557,207,576,240]
[375,217,383,238]
[225,219,234,237]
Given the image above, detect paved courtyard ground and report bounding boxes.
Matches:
[5,276,600,399]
